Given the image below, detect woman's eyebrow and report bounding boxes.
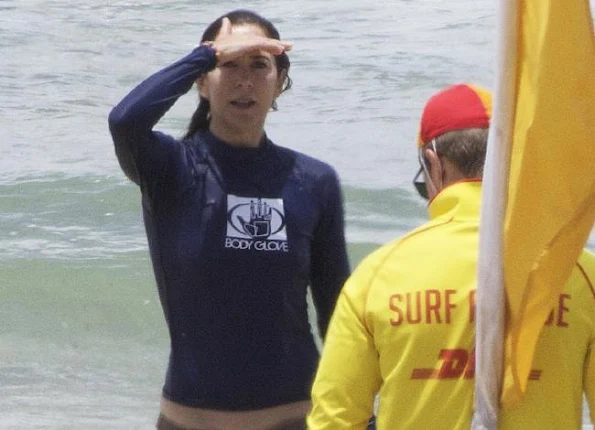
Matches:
[250,54,272,62]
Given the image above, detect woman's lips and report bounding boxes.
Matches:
[230,100,256,109]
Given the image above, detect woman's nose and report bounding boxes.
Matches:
[235,66,254,87]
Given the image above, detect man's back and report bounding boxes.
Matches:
[370,182,480,428]
[309,181,595,429]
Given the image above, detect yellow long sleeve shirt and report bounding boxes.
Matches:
[308,181,595,429]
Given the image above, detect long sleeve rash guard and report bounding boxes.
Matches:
[108,45,350,410]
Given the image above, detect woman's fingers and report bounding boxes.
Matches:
[220,16,292,55]
[256,39,292,56]
[213,39,292,63]
[220,17,232,36]
[205,19,293,63]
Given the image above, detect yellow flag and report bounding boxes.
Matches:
[501,0,595,407]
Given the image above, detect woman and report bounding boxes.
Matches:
[108,9,350,430]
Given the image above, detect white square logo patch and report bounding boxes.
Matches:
[225,196,288,253]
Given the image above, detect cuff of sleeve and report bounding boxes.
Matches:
[200,42,219,70]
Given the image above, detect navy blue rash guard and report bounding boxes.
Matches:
[108,45,350,410]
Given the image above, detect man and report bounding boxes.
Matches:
[307,84,595,429]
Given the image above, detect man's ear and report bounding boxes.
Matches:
[425,148,443,197]
[197,76,209,99]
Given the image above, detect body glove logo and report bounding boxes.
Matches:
[225,195,288,252]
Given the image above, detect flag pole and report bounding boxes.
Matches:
[472,0,519,427]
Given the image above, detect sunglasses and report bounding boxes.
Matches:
[413,166,428,200]
[412,139,438,200]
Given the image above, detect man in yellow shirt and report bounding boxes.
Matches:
[307,84,595,429]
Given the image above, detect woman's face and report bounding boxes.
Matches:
[199,24,286,142]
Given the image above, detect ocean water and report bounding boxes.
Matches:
[1,0,594,428]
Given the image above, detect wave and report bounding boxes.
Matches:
[0,174,426,261]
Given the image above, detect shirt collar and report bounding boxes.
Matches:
[203,130,271,164]
[428,180,483,221]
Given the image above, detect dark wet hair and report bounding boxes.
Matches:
[184,9,293,140]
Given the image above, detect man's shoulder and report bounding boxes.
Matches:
[579,248,595,265]
[351,227,430,278]
[576,248,595,283]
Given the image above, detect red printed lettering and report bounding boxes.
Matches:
[544,294,571,327]
[557,294,570,327]
[411,348,540,381]
[426,290,442,323]
[437,349,468,378]
[389,294,404,326]
[407,291,423,324]
[468,290,476,324]
[411,348,475,380]
[388,290,459,326]
[445,289,456,324]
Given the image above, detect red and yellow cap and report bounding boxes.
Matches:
[417,83,492,147]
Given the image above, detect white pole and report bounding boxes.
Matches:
[472,0,519,428]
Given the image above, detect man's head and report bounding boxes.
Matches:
[413,84,492,200]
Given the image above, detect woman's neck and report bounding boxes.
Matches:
[208,120,265,148]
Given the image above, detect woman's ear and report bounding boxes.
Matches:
[275,70,287,98]
[197,76,209,100]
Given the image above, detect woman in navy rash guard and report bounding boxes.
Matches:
[108,9,350,430]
